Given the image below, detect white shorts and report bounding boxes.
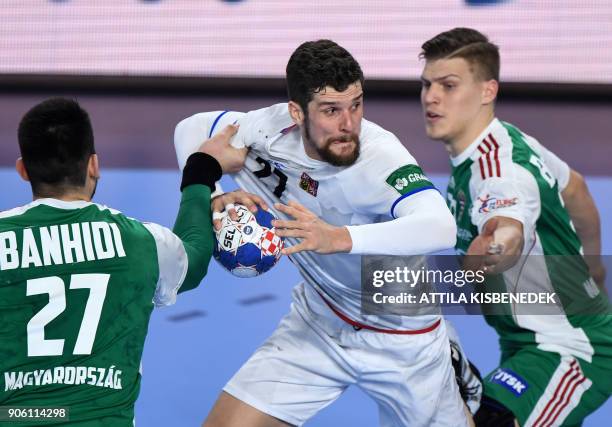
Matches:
[224,283,468,427]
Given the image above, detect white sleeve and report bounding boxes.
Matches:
[173,110,247,170]
[346,189,456,255]
[143,223,189,307]
[538,144,571,191]
[470,165,540,238]
[522,134,570,191]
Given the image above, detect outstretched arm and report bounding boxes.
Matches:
[273,189,456,256]
[172,125,245,295]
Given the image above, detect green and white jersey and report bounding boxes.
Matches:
[446,118,612,363]
[0,191,209,425]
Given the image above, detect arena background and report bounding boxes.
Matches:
[0,1,610,425]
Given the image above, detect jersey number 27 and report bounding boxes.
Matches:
[26,274,109,357]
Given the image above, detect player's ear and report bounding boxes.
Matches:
[288,101,305,126]
[88,154,100,180]
[482,79,498,105]
[15,157,30,182]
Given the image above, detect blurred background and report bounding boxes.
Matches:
[0,1,610,425]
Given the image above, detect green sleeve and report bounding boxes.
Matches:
[172,184,216,293]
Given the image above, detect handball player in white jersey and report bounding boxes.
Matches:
[174,40,470,427]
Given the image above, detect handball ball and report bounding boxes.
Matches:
[213,204,284,277]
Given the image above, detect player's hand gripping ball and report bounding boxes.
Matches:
[213,204,284,277]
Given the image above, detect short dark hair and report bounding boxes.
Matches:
[18,98,95,194]
[286,39,364,113]
[420,28,500,81]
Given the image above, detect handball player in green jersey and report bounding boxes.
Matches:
[420,28,612,427]
[0,98,247,425]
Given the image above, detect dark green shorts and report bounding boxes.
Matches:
[483,347,612,426]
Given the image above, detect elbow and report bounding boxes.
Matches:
[180,251,213,294]
[197,238,216,278]
[563,169,589,200]
[440,212,457,248]
[572,169,585,185]
[420,200,457,251]
[423,210,457,252]
[183,234,216,290]
[572,170,590,197]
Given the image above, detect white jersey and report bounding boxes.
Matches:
[175,103,445,330]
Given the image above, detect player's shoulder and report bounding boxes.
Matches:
[360,118,401,144]
[337,119,430,205]
[0,203,32,223]
[358,118,416,162]
[242,103,294,134]
[0,199,121,222]
[467,118,536,182]
[90,203,160,236]
[493,119,546,161]
[0,199,152,246]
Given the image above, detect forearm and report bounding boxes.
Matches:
[562,173,602,256]
[465,216,524,274]
[174,153,222,292]
[347,191,456,255]
[562,172,606,287]
[492,221,524,256]
[490,219,524,272]
[173,185,215,292]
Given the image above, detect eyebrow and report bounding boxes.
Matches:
[420,74,461,83]
[316,93,364,107]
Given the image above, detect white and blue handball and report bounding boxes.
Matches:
[213,204,284,277]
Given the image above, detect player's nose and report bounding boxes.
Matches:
[423,86,440,105]
[339,110,355,132]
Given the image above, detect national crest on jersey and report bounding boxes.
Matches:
[299,172,319,197]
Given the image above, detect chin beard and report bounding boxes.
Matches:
[304,116,360,167]
[318,137,360,166]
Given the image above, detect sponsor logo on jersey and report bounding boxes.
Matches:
[457,190,467,219]
[457,227,473,241]
[477,194,518,213]
[299,172,319,197]
[393,173,428,190]
[385,165,434,196]
[490,368,529,396]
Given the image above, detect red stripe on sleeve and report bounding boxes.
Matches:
[478,157,486,179]
[489,134,502,177]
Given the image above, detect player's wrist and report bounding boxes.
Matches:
[180,152,223,192]
[333,226,353,253]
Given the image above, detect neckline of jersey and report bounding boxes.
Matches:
[450,117,500,167]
